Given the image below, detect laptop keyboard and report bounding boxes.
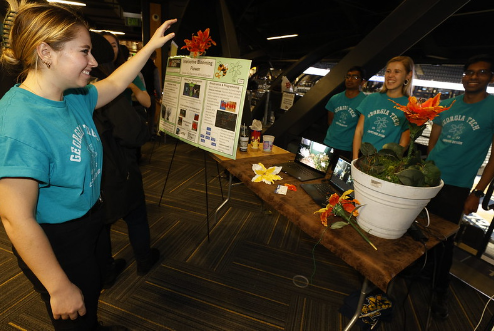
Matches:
[313,182,336,195]
[289,163,319,176]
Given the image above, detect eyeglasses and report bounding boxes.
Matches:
[462,69,493,77]
[345,75,361,80]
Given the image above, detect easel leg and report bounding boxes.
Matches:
[214,172,233,227]
[343,278,372,331]
[204,151,210,242]
[159,138,178,207]
[216,162,224,200]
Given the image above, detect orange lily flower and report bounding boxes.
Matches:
[181,28,217,56]
[314,190,360,226]
[390,93,455,126]
[313,190,376,250]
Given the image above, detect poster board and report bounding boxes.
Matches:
[159,56,252,160]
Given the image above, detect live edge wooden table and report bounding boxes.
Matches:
[211,145,458,330]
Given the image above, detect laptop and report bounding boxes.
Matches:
[277,137,334,181]
[300,157,355,206]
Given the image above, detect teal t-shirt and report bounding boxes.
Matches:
[427,94,494,188]
[356,92,409,150]
[0,84,102,224]
[323,91,366,151]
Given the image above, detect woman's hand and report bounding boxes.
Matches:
[50,282,86,320]
[147,19,177,50]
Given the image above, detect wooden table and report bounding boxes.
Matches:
[211,147,458,330]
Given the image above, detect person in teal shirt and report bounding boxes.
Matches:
[426,54,494,320]
[353,56,414,159]
[0,2,176,329]
[323,66,367,163]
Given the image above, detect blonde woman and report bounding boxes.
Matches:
[352,56,414,159]
[0,1,176,330]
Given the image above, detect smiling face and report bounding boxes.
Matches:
[462,61,494,95]
[103,34,119,62]
[50,25,98,90]
[384,61,411,95]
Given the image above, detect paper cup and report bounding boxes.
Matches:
[262,135,275,152]
[251,130,261,149]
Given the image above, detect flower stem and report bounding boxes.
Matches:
[335,205,377,250]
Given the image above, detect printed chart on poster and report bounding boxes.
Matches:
[159,56,252,159]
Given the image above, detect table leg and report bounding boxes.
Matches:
[343,277,373,331]
[214,172,233,226]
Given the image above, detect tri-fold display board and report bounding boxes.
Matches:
[159,56,252,160]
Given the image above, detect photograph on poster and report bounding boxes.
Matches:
[182,82,201,98]
[220,100,237,112]
[214,110,237,131]
[168,58,181,69]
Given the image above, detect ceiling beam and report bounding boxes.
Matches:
[264,0,471,148]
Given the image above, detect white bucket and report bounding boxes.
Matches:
[350,160,443,239]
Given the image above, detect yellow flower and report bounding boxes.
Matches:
[251,163,282,184]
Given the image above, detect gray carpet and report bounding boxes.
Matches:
[1,136,493,330]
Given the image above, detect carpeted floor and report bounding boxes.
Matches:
[1,136,493,330]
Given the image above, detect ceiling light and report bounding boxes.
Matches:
[47,0,86,6]
[267,34,298,40]
[90,29,125,36]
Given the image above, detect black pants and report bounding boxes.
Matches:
[105,199,152,264]
[13,206,108,331]
[425,183,470,293]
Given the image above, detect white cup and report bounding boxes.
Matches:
[262,135,275,152]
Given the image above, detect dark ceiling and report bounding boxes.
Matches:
[4,0,493,70]
[78,0,493,69]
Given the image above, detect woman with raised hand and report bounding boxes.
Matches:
[0,1,176,330]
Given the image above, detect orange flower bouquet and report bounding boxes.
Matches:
[357,93,454,187]
[315,190,377,250]
[181,28,216,58]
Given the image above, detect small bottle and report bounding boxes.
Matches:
[239,124,248,152]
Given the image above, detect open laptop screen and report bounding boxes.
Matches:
[294,138,334,175]
[330,157,354,193]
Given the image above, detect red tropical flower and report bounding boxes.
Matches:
[181,28,216,56]
[390,93,455,126]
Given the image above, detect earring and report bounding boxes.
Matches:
[404,79,409,86]
[42,59,51,69]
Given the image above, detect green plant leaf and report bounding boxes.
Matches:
[422,162,442,187]
[360,142,377,156]
[396,168,425,187]
[382,143,404,158]
[330,221,348,229]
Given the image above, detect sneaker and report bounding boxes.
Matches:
[103,259,126,289]
[431,291,449,320]
[136,248,160,276]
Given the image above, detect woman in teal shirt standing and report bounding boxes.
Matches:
[352,56,414,159]
[0,2,176,330]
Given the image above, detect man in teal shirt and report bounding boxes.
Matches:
[323,66,367,164]
[426,54,494,319]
